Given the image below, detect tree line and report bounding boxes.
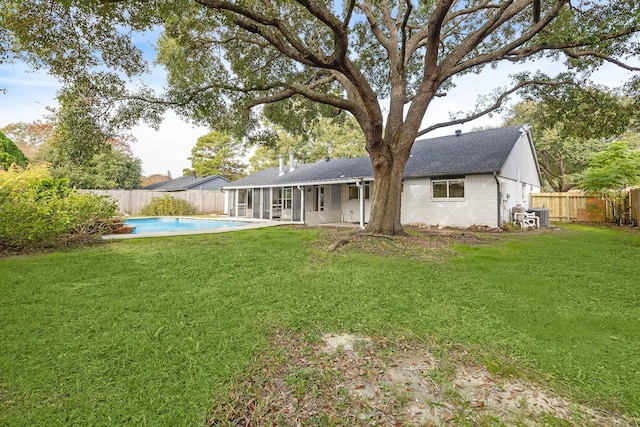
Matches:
[2,0,637,235]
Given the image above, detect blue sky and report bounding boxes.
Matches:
[0,46,636,177]
[0,28,210,177]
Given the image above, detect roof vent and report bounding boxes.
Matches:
[289,151,295,172]
[455,129,462,137]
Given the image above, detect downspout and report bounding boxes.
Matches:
[493,172,502,227]
[356,180,365,229]
[297,185,305,224]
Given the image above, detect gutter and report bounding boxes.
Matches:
[223,177,374,190]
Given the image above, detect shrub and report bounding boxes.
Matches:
[141,195,196,216]
[0,130,27,170]
[0,164,118,252]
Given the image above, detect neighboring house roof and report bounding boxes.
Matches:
[225,125,530,188]
[144,175,230,191]
[141,174,171,188]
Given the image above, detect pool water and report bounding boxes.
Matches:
[124,217,250,234]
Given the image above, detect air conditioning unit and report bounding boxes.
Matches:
[527,208,550,227]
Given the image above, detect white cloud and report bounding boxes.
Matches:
[0,65,59,124]
[131,112,208,177]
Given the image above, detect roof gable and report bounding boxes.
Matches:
[405,125,524,177]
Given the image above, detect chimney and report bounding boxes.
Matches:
[278,155,285,176]
[455,129,462,137]
[328,141,333,157]
[289,151,295,172]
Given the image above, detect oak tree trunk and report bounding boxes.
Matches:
[364,143,411,236]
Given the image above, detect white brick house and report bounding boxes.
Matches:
[223,125,542,228]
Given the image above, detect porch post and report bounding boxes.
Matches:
[359,180,365,229]
[269,187,273,220]
[299,186,305,224]
[234,189,239,218]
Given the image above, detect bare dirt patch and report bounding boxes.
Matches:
[308,225,513,261]
[207,331,631,426]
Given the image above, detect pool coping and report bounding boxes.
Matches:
[102,217,292,239]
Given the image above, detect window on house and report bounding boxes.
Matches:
[317,186,325,211]
[348,183,370,200]
[283,187,292,210]
[432,178,465,199]
[313,186,331,212]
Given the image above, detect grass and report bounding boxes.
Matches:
[0,224,639,425]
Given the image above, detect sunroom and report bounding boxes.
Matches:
[225,179,372,228]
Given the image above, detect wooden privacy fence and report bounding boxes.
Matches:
[79,189,225,215]
[530,192,607,223]
[630,189,640,225]
[531,190,640,224]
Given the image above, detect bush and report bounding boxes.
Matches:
[0,164,118,252]
[0,130,27,170]
[141,195,196,216]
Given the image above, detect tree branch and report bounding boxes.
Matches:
[444,0,502,24]
[344,0,356,27]
[358,0,392,52]
[400,0,413,69]
[441,0,525,72]
[503,26,639,62]
[424,0,456,72]
[196,0,333,68]
[294,0,350,64]
[445,0,568,77]
[248,74,358,114]
[402,0,455,128]
[294,0,343,32]
[406,0,509,59]
[563,49,640,72]
[417,79,574,136]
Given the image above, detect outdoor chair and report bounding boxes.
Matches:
[513,212,539,230]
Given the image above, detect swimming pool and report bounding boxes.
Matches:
[124,217,251,234]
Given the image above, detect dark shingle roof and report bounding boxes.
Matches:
[226,125,527,188]
[144,175,229,191]
[405,125,525,177]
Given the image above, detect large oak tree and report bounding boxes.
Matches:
[2,0,638,234]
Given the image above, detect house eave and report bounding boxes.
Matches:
[223,177,374,190]
[403,169,501,180]
[225,170,507,190]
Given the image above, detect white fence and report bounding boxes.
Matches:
[79,189,225,215]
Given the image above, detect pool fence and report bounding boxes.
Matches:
[79,189,226,215]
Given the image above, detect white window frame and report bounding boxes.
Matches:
[431,178,465,199]
[348,183,370,200]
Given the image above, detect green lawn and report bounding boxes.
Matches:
[1,224,638,425]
